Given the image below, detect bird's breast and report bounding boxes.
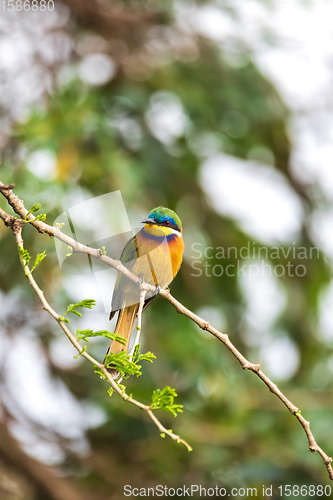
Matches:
[134,227,184,289]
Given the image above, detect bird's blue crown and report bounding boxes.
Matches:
[148,206,182,232]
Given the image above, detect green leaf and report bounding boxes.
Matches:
[136,351,156,364]
[151,386,183,417]
[60,299,96,322]
[66,246,73,257]
[24,203,46,223]
[31,251,46,273]
[132,343,141,360]
[117,384,127,396]
[94,368,106,379]
[75,328,126,345]
[102,343,157,379]
[74,345,86,358]
[19,246,31,268]
[133,343,156,364]
[35,213,46,222]
[24,203,41,221]
[104,351,142,377]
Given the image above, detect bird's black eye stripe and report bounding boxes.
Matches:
[166,221,180,231]
[153,218,180,232]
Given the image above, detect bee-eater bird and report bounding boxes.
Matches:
[105,207,184,368]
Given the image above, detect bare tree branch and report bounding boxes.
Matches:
[0,180,332,479]
[129,286,146,359]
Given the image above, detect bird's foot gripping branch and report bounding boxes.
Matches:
[0,180,332,478]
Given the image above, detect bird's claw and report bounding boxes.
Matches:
[155,285,161,294]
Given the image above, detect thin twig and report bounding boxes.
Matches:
[0,182,15,191]
[0,181,150,288]
[158,290,333,477]
[117,286,147,384]
[0,180,332,478]
[129,286,146,359]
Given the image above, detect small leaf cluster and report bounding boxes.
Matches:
[19,246,31,268]
[104,343,156,379]
[151,386,183,417]
[31,250,46,272]
[66,246,73,257]
[19,246,47,275]
[132,343,156,365]
[24,203,46,222]
[60,299,96,323]
[70,306,182,429]
[74,345,87,359]
[76,328,127,345]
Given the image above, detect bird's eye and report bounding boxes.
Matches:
[165,220,170,226]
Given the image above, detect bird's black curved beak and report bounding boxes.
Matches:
[141,217,155,224]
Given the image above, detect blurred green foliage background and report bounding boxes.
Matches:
[0,1,333,499]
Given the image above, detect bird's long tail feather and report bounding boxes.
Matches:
[109,304,138,354]
[105,304,138,377]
